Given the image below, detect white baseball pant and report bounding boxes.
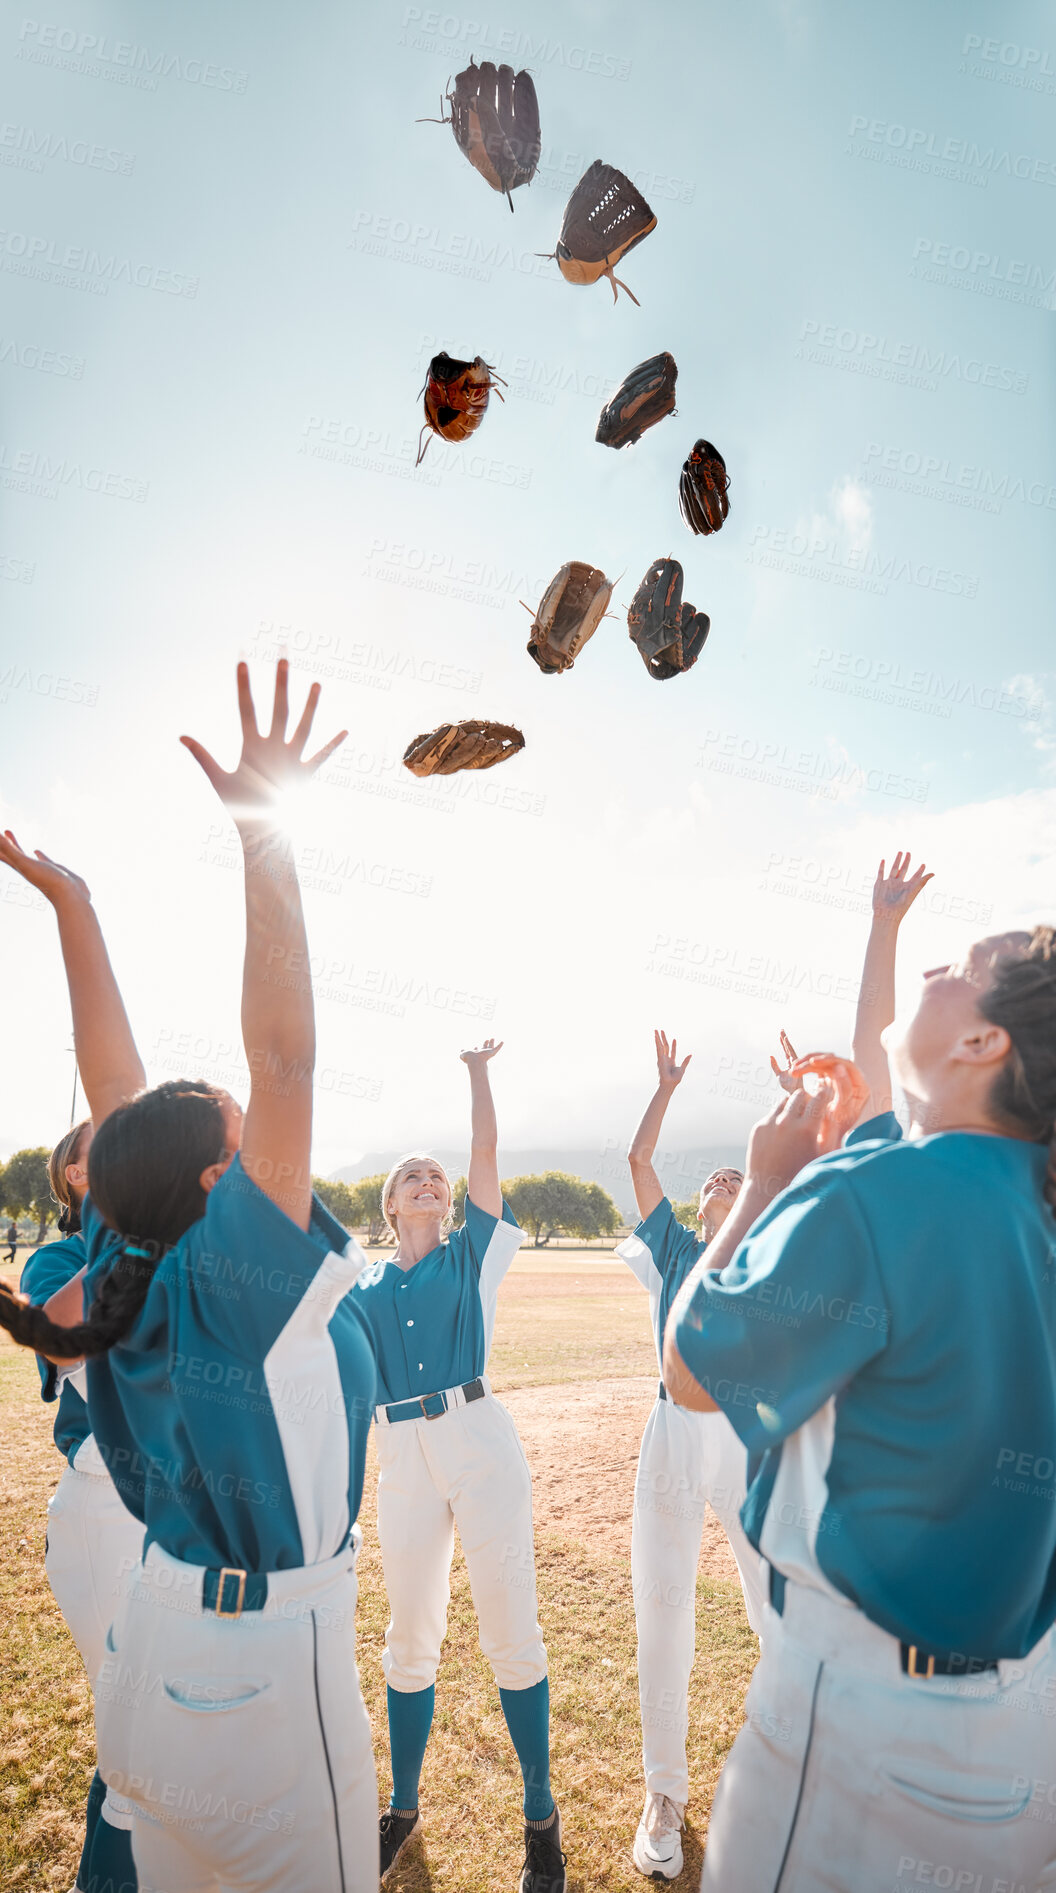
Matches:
[94,1535,378,1892]
[632,1394,768,1806]
[376,1391,547,1693]
[45,1436,145,1835]
[45,1440,145,1679]
[701,1576,1056,1892]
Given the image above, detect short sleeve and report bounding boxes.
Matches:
[619,1196,701,1290]
[83,1159,368,1361]
[845,1111,902,1147]
[672,1165,889,1454]
[188,1158,369,1357]
[19,1236,88,1401]
[459,1196,525,1280]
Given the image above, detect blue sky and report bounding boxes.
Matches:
[1,0,1054,1173]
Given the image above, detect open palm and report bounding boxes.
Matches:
[181,660,346,816]
[0,830,90,906]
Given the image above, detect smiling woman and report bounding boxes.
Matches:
[662,923,1056,1890]
[352,1040,570,1892]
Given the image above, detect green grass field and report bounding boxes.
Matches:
[0,1248,757,1890]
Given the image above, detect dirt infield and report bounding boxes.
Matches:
[504,1375,740,1582]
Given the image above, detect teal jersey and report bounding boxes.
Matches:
[20,1232,92,1464]
[83,1156,377,1573]
[674,1129,1056,1659]
[353,1196,524,1403]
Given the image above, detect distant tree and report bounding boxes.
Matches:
[1,1147,55,1247]
[451,1174,468,1227]
[312,1177,357,1228]
[346,1173,393,1244]
[502,1172,620,1248]
[671,1198,702,1232]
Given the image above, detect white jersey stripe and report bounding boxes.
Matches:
[263,1241,369,1566]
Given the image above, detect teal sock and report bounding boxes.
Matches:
[77,1769,107,1888]
[387,1683,435,1811]
[83,1793,138,1892]
[499,1678,554,1822]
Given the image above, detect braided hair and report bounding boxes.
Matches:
[0,1081,227,1357]
[48,1119,92,1235]
[980,926,1056,1218]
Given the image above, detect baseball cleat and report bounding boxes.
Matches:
[380,1807,421,1877]
[518,1806,567,1891]
[633,1792,685,1880]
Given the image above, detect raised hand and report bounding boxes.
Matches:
[460,1037,504,1069]
[871,851,933,924]
[181,660,347,819]
[655,1028,692,1088]
[0,831,91,907]
[769,1028,800,1092]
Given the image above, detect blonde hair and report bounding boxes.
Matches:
[48,1119,92,1234]
[380,1153,454,1240]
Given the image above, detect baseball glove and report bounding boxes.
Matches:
[403,720,525,777]
[595,352,678,449]
[425,59,541,210]
[544,160,656,305]
[679,439,730,535]
[525,562,614,673]
[416,351,505,465]
[627,558,710,680]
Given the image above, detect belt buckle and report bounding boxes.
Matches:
[906,1644,935,1680]
[420,1392,446,1421]
[215,1567,247,1619]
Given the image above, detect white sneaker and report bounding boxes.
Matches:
[633,1792,685,1880]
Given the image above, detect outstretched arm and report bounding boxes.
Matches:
[460,1039,503,1217]
[663,1081,863,1410]
[182,661,346,1231]
[628,1029,692,1222]
[852,852,933,1121]
[0,836,146,1129]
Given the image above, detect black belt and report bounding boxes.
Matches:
[767,1566,999,1678]
[384,1376,486,1425]
[899,1643,998,1680]
[201,1566,269,1618]
[657,1380,667,1402]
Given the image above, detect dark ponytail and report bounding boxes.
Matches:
[0,1080,227,1357]
[980,926,1056,1218]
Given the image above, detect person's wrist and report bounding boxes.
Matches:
[870,908,902,930]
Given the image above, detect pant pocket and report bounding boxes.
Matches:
[162,1675,272,1713]
[881,1765,1031,1824]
